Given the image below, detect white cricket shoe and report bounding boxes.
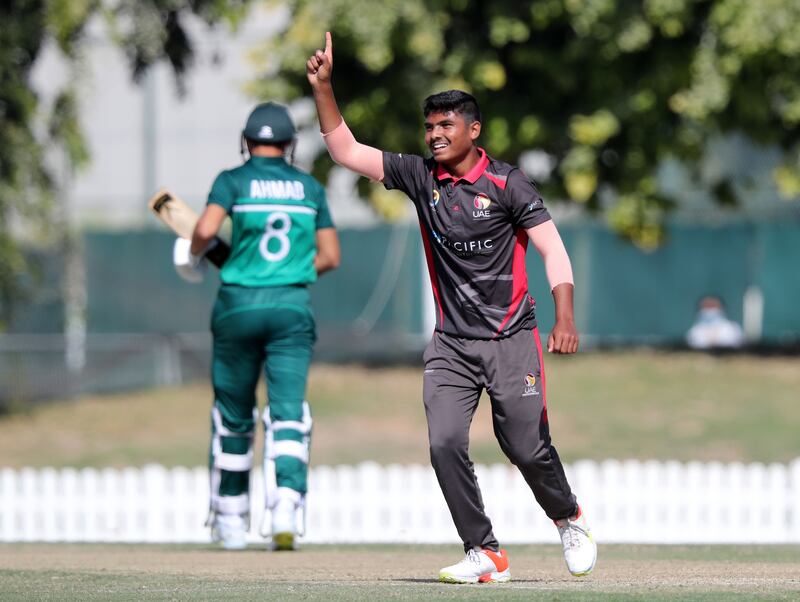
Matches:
[211,514,248,550]
[271,498,298,551]
[439,548,510,584]
[555,507,597,576]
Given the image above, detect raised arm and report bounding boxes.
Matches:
[307,32,384,181]
[527,220,579,354]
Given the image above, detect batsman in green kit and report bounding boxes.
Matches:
[179,102,340,551]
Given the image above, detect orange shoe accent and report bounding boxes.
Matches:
[481,548,510,572]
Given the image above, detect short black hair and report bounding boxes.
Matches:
[423,90,481,124]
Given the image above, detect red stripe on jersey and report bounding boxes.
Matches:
[484,172,508,190]
[533,326,549,424]
[494,229,529,337]
[419,226,445,328]
[435,148,490,184]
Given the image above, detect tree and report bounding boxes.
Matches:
[251,0,800,247]
[0,0,249,328]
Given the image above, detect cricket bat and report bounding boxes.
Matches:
[147,188,231,268]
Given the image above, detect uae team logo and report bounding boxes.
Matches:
[473,193,492,219]
[430,188,440,209]
[522,372,538,397]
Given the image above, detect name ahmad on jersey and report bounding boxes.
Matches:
[249,179,305,200]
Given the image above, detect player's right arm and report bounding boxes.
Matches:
[307,32,385,181]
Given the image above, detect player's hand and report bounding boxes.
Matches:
[306,31,333,87]
[548,319,579,354]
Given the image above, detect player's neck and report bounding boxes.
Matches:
[440,147,482,178]
[249,146,286,158]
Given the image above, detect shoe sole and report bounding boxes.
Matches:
[569,560,596,577]
[439,570,510,584]
[272,532,296,551]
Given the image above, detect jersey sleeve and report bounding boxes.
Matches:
[207,171,237,213]
[313,180,335,230]
[505,169,551,229]
[382,151,428,200]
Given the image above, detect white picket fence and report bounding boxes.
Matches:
[2,459,800,544]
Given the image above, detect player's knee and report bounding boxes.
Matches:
[503,439,549,468]
[428,430,468,459]
[221,416,255,434]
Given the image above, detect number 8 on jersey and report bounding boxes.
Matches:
[260,211,292,262]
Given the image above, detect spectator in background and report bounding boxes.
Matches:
[686,296,745,350]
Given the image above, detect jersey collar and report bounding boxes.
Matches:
[434,147,490,184]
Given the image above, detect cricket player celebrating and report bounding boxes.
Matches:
[306,33,596,582]
[179,101,340,550]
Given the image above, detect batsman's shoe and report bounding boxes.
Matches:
[211,514,248,550]
[555,507,597,576]
[270,499,298,551]
[439,548,510,584]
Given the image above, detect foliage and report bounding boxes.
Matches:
[0,0,249,327]
[251,0,800,247]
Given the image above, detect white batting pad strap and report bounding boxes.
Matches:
[213,494,250,515]
[275,487,302,505]
[271,420,307,433]
[215,451,253,472]
[263,401,313,434]
[270,440,309,463]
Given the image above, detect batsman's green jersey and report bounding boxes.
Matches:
[208,156,333,287]
[206,155,333,515]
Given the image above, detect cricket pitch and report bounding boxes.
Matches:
[1,543,799,601]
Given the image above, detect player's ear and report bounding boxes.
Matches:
[469,120,481,141]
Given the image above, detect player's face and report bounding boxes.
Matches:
[424,111,481,165]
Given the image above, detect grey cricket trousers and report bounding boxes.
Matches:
[423,326,578,552]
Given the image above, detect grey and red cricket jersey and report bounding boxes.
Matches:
[383,148,551,340]
[383,148,578,552]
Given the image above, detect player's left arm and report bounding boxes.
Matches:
[312,179,340,276]
[527,221,579,354]
[506,168,578,354]
[314,227,340,276]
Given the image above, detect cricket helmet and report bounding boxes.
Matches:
[242,102,296,144]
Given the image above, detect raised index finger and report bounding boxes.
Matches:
[324,31,332,58]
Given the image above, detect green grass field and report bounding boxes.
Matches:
[1,353,799,601]
[1,543,799,601]
[1,351,798,468]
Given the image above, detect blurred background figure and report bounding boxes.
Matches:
[686,296,745,350]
